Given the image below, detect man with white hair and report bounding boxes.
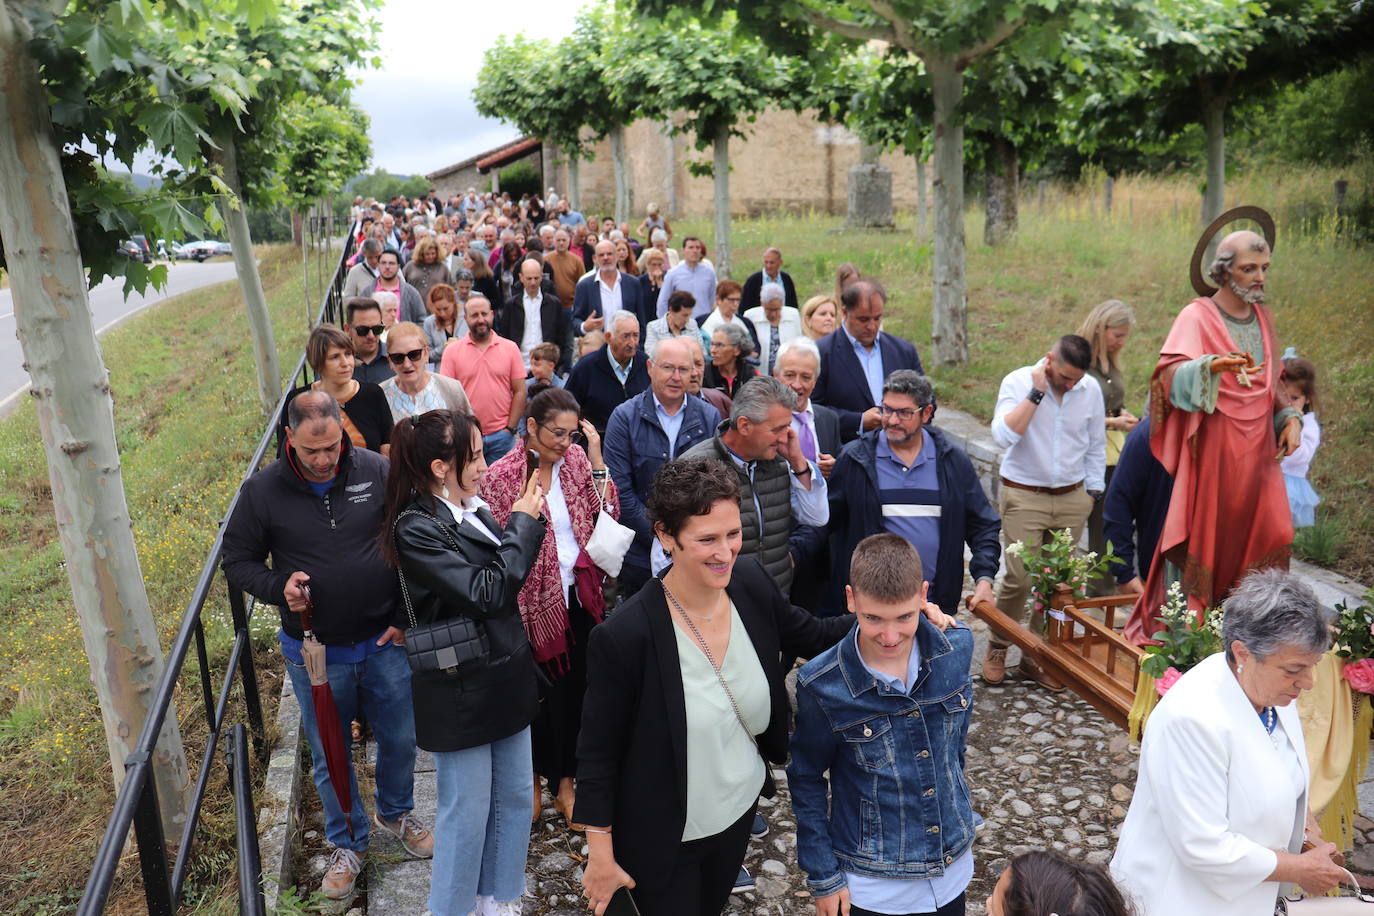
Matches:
[637,227,679,271]
[565,310,650,433]
[745,283,803,375]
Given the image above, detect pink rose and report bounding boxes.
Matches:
[1034,601,1044,611]
[1155,666,1183,698]
[1342,658,1374,695]
[1043,567,1052,574]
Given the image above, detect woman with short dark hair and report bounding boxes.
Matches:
[576,457,859,916]
[987,850,1132,916]
[288,323,392,455]
[384,409,546,916]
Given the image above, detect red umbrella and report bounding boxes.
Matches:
[300,585,354,840]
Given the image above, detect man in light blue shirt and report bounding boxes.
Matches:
[657,237,717,320]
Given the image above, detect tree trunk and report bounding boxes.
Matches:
[1200,80,1227,224]
[712,124,731,279]
[983,133,1020,246]
[916,153,928,238]
[610,124,630,226]
[0,0,190,838]
[212,132,282,413]
[568,157,582,212]
[929,59,968,366]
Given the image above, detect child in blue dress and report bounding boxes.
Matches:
[1279,352,1321,528]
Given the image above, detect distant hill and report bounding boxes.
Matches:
[107,171,161,190]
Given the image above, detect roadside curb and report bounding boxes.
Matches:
[260,664,302,913]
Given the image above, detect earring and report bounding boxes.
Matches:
[1238,664,1245,674]
[437,476,449,500]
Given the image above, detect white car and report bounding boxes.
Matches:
[173,240,233,261]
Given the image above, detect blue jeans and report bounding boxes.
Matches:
[283,641,417,852]
[428,727,533,916]
[482,429,516,464]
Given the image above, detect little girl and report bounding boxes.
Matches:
[1280,351,1322,528]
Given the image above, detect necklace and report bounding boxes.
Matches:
[660,579,722,623]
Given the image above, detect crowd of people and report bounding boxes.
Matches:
[220,190,1337,916]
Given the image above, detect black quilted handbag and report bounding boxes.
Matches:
[395,508,491,674]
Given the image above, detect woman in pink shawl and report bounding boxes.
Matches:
[480,385,619,830]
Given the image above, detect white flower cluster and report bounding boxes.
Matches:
[1005,541,1027,560]
[1205,606,1226,640]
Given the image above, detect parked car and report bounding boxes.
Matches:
[117,236,153,263]
[173,240,232,261]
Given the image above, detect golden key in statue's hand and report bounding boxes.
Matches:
[1227,351,1255,388]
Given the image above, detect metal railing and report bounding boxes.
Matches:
[77,218,355,915]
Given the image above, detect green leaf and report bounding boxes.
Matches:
[140,101,210,166]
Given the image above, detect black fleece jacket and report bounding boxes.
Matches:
[221,439,403,645]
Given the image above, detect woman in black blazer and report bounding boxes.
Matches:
[383,409,547,916]
[575,457,855,916]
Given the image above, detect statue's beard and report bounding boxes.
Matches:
[1228,278,1266,304]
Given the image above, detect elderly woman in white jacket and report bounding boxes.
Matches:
[1110,568,1345,916]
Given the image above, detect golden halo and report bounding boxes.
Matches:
[1190,205,1277,297]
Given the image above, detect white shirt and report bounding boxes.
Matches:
[991,364,1107,491]
[519,292,544,365]
[435,494,501,545]
[598,270,624,323]
[545,461,578,591]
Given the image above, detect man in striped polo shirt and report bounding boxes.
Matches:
[825,370,1002,626]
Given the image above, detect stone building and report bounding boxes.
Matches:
[427,109,926,217]
[426,137,548,200]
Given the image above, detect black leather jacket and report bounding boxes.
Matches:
[394,496,545,752]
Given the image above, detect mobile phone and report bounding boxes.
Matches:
[604,886,641,916]
[525,448,541,482]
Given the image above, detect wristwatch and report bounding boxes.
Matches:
[1026,388,1046,405]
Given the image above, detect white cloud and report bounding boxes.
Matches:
[351,0,591,175]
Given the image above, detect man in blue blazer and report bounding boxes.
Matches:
[571,239,649,341]
[812,279,923,443]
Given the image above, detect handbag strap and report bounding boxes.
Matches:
[392,506,466,630]
[661,580,757,748]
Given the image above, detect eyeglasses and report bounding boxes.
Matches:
[879,404,928,421]
[655,364,691,377]
[723,296,742,303]
[539,425,575,442]
[387,348,425,366]
[353,325,385,337]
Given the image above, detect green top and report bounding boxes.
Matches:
[1216,302,1265,365]
[674,602,769,842]
[1087,362,1126,416]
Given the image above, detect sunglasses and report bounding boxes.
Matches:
[387,348,425,366]
[354,325,385,337]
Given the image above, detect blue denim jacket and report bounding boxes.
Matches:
[788,618,976,896]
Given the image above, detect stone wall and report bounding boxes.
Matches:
[544,108,929,218]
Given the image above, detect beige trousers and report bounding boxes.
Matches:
[991,483,1095,650]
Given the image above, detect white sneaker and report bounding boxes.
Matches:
[491,896,523,916]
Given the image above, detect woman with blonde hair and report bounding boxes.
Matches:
[1076,298,1138,593]
[800,294,839,340]
[403,236,453,303]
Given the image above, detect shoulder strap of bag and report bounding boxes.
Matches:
[662,583,757,748]
[392,507,465,630]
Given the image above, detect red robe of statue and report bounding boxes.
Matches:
[1124,297,1293,643]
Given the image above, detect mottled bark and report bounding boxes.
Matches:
[713,124,732,279]
[610,124,630,226]
[930,58,968,365]
[983,134,1020,246]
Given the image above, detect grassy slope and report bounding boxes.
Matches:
[0,244,312,915]
[681,168,1373,583]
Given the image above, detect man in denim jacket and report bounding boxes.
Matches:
[789,534,976,916]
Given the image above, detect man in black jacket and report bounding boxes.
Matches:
[739,246,799,314]
[499,258,572,376]
[565,309,650,433]
[221,391,431,901]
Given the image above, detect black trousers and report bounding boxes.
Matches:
[630,803,756,916]
[531,590,595,783]
[851,894,965,916]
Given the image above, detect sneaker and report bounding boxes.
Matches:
[732,867,755,894]
[320,847,362,900]
[981,647,1008,684]
[750,811,768,839]
[374,812,434,858]
[491,896,523,916]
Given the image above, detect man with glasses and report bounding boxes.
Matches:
[826,370,1001,622]
[603,336,722,602]
[344,297,394,384]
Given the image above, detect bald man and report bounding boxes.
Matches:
[1124,229,1304,642]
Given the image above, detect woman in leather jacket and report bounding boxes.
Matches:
[382,409,546,916]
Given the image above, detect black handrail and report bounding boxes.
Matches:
[77,219,355,915]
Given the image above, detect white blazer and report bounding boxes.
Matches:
[742,306,803,369]
[1110,653,1308,916]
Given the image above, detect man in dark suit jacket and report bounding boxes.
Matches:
[773,336,841,613]
[812,278,923,443]
[739,246,799,313]
[498,258,572,376]
[565,310,650,433]
[571,240,650,340]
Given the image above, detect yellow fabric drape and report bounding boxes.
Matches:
[1129,669,1159,743]
[1298,653,1372,851]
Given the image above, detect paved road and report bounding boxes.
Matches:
[0,259,241,414]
